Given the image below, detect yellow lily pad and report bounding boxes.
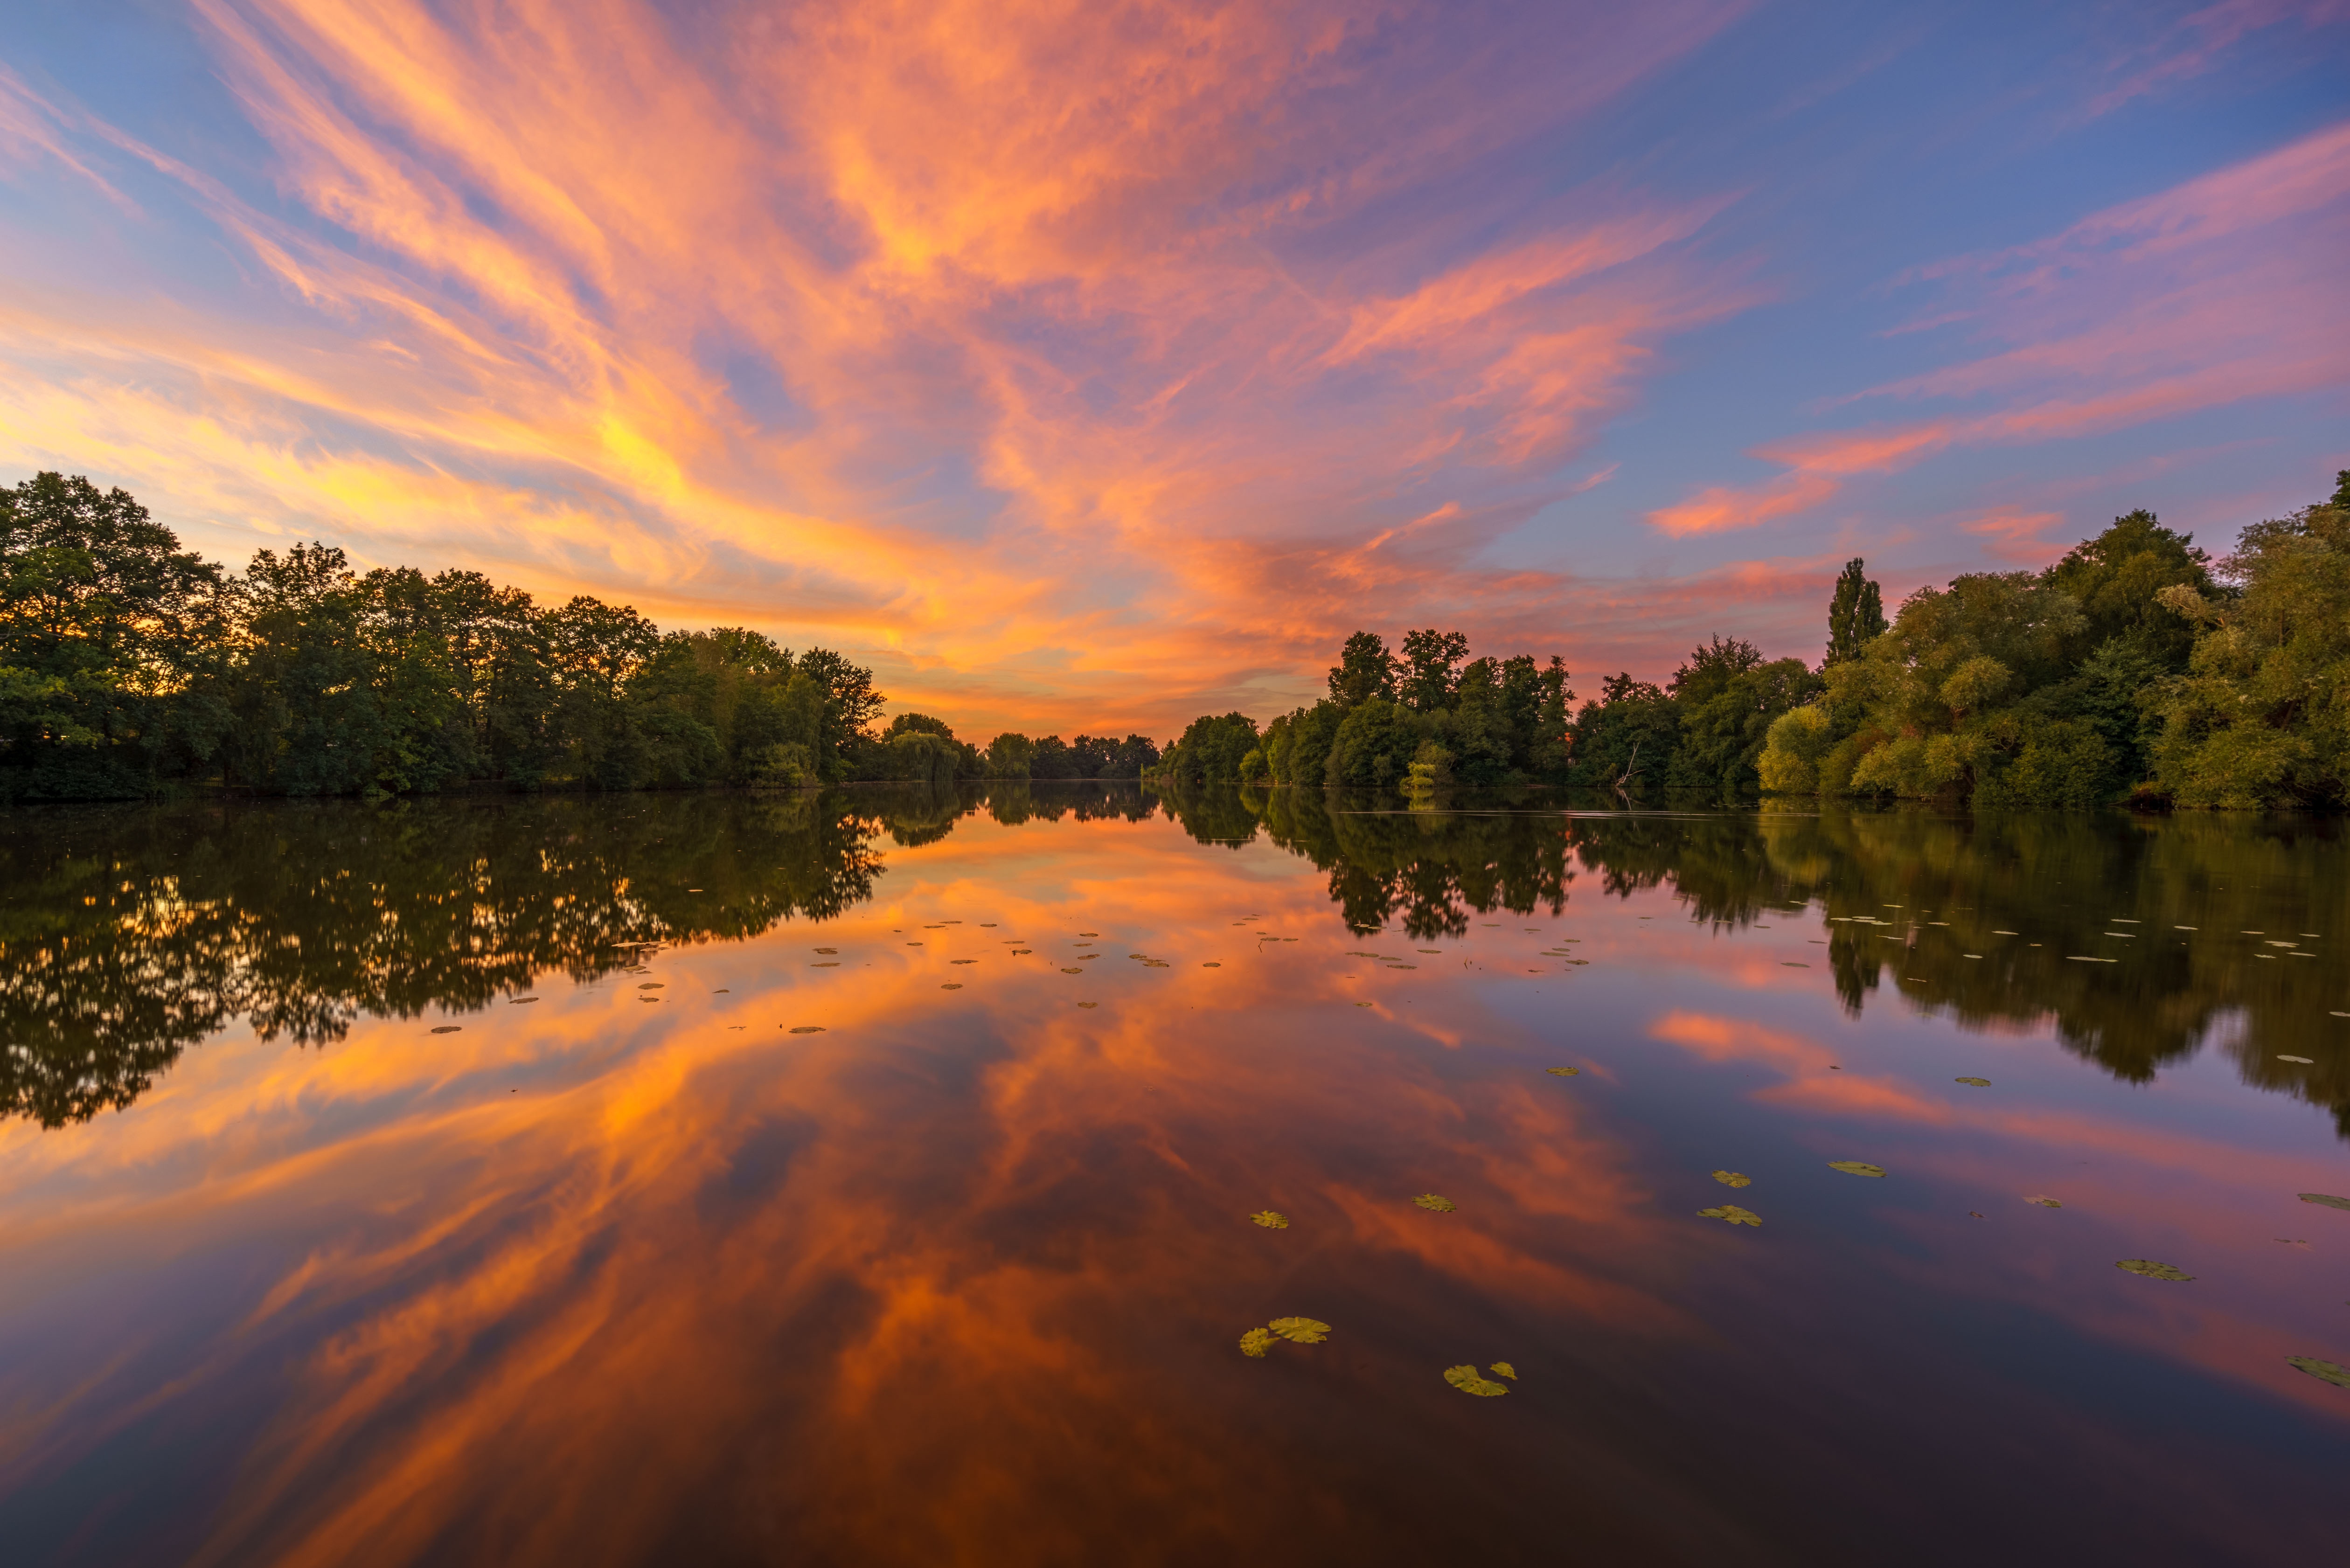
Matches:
[2299,1193,2350,1211]
[1712,1171,1751,1188]
[1954,1076,1991,1087]
[2116,1259,2194,1281]
[1444,1365,1509,1396]
[1698,1205,1761,1226]
[2287,1355,2350,1388]
[1239,1328,1273,1358]
[1828,1161,1886,1178]
[1250,1210,1289,1229]
[1268,1317,1330,1344]
[1489,1362,1517,1380]
[1412,1193,1457,1212]
[1545,1067,1580,1076]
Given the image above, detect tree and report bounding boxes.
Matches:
[1327,631,1397,707]
[1398,628,1470,711]
[1825,559,1887,666]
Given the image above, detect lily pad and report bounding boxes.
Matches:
[787,1026,825,1034]
[1712,1171,1752,1188]
[941,984,962,990]
[2023,1194,2062,1208]
[1954,1076,1992,1087]
[1060,967,1083,974]
[1250,1210,1289,1229]
[637,982,665,990]
[2287,1355,2350,1388]
[1828,1162,1887,1178]
[1268,1317,1330,1344]
[1077,1001,1098,1009]
[814,948,836,955]
[1545,1067,1580,1077]
[430,1026,462,1034]
[1443,1365,1509,1397]
[1202,962,1221,968]
[2298,1193,2350,1211]
[1489,1362,1517,1380]
[2116,1258,2194,1281]
[1698,1205,1761,1226]
[1239,1328,1273,1359]
[1412,1194,1457,1212]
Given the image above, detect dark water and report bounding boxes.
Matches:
[1,786,2345,1566]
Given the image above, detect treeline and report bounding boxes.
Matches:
[1156,472,2349,809]
[1156,625,1820,798]
[0,472,1154,800]
[1761,474,2350,809]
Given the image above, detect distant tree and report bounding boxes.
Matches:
[1398,628,1470,711]
[984,732,1036,777]
[1162,712,1260,782]
[1825,559,1887,666]
[1327,631,1397,707]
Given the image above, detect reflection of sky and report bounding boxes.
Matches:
[2,2,2346,736]
[1,806,2344,1563]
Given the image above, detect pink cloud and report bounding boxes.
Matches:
[1644,118,2350,545]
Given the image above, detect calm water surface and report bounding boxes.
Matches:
[2,787,2346,1566]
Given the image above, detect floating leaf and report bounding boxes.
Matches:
[1545,1067,1580,1077]
[2287,1355,2350,1389]
[813,948,836,955]
[637,982,665,990]
[1239,1328,1273,1358]
[1249,1210,1289,1229]
[1954,1076,1991,1087]
[1268,1317,1330,1344]
[1489,1362,1517,1380]
[941,983,962,990]
[1712,1171,1751,1188]
[812,962,840,968]
[1444,1365,1509,1397]
[1412,1193,1457,1212]
[1076,1002,1098,1009]
[430,1026,462,1034]
[952,959,976,965]
[1698,1204,1761,1226]
[509,997,538,1004]
[2023,1194,2062,1208]
[2278,1055,2314,1064]
[1061,967,1083,974]
[1828,1162,1887,1178]
[2116,1258,2194,1281]
[788,1026,825,1034]
[2299,1193,2350,1211]
[1202,962,1221,968]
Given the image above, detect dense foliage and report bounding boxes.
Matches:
[0,472,1155,799]
[1762,478,2350,808]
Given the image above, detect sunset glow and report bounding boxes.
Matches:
[1,1,2344,735]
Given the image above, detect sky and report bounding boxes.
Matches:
[0,0,2344,740]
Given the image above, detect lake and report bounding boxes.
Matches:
[1,786,2345,1565]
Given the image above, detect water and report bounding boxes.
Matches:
[1,787,2345,1566]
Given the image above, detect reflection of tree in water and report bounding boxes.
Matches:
[1569,805,2350,1138]
[14,787,2344,1138]
[0,792,890,1127]
[1252,788,1571,937]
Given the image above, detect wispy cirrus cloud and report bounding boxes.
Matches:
[1643,117,2350,543]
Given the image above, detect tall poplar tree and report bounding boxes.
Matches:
[1825,558,1887,665]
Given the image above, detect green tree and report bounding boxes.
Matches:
[1327,631,1397,706]
[1825,558,1887,666]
